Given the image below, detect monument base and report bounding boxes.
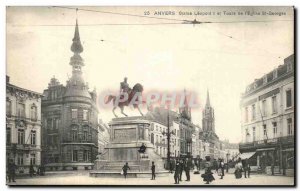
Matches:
[91,117,168,177]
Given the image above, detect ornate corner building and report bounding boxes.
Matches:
[41,20,98,171]
[6,76,43,174]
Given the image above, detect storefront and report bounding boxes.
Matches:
[239,135,294,176]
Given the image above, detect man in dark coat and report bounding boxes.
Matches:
[29,164,35,177]
[242,159,248,178]
[185,159,191,181]
[179,159,184,181]
[151,161,156,180]
[8,160,16,183]
[174,160,180,184]
[247,163,251,178]
[122,162,130,179]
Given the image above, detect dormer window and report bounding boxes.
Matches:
[253,83,258,89]
[287,62,293,72]
[263,75,268,84]
[273,69,278,79]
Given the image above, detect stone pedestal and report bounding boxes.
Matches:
[91,117,167,177]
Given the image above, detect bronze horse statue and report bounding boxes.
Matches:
[105,83,144,117]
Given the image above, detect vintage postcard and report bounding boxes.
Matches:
[6,6,294,186]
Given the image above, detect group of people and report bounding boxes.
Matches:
[234,158,251,179]
[173,159,192,184]
[7,159,46,183]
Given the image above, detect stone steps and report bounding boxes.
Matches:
[103,165,141,171]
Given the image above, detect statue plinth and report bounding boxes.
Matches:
[92,117,167,177]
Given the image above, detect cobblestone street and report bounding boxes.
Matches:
[8,170,294,186]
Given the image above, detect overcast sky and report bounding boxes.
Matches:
[6,6,294,143]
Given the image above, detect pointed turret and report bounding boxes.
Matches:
[205,89,211,108]
[65,19,91,99]
[71,19,83,54]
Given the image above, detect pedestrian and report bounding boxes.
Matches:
[234,158,243,179]
[174,160,180,184]
[122,162,130,179]
[247,163,251,178]
[151,161,156,180]
[7,159,16,183]
[242,159,248,178]
[29,164,35,177]
[218,159,225,179]
[185,159,190,181]
[169,161,173,173]
[179,159,184,181]
[201,156,215,184]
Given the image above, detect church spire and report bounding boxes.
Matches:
[71,19,83,54]
[206,89,211,107]
[65,19,91,99]
[183,88,188,106]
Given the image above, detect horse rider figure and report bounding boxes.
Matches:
[120,77,131,99]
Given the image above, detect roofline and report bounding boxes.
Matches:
[7,83,43,96]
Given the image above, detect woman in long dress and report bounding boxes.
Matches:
[201,156,215,184]
[234,158,243,179]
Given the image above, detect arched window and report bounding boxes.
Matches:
[31,104,37,121]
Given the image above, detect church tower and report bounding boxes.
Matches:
[202,90,215,132]
[179,89,191,121]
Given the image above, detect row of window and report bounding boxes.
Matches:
[6,100,38,121]
[47,118,60,130]
[244,89,293,122]
[71,109,90,121]
[71,130,91,142]
[6,129,36,145]
[16,153,36,165]
[155,146,179,157]
[72,150,90,162]
[150,133,180,147]
[245,118,293,142]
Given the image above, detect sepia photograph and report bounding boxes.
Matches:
[5,6,295,186]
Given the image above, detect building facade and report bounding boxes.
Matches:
[239,54,294,176]
[41,20,98,171]
[178,90,194,157]
[6,76,43,174]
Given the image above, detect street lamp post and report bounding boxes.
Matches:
[162,110,174,171]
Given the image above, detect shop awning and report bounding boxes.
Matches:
[256,148,275,152]
[239,152,256,160]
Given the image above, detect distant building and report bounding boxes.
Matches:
[147,111,180,158]
[178,89,194,157]
[222,139,239,163]
[6,76,43,174]
[239,54,294,176]
[41,20,98,171]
